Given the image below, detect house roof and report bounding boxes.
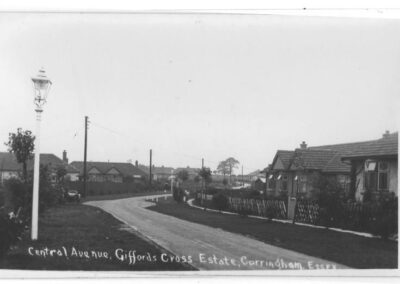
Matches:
[0,152,80,173]
[137,164,175,175]
[0,152,20,171]
[271,150,295,171]
[289,149,348,173]
[175,167,200,175]
[70,161,147,176]
[341,132,398,160]
[153,166,174,175]
[268,132,398,174]
[246,170,262,176]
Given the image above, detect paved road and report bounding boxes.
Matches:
[85,195,347,271]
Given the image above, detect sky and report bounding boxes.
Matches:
[0,12,399,174]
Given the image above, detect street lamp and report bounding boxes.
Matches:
[31,68,52,240]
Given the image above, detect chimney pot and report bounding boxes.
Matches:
[135,160,138,167]
[300,141,307,149]
[383,130,390,138]
[62,150,68,164]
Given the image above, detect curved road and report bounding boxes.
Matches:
[85,194,347,271]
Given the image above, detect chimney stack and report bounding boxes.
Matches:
[382,130,390,138]
[300,141,307,149]
[135,160,138,167]
[62,150,68,164]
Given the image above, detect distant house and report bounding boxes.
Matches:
[175,166,201,180]
[0,151,80,184]
[341,131,398,202]
[136,163,174,181]
[70,161,147,183]
[243,170,264,183]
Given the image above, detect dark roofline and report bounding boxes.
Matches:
[341,154,398,161]
[270,150,295,170]
[308,138,381,150]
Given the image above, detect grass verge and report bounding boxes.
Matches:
[147,198,398,269]
[0,203,194,271]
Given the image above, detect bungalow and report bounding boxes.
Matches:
[70,161,147,183]
[341,131,398,202]
[267,131,398,201]
[0,151,80,184]
[137,163,175,181]
[175,166,201,180]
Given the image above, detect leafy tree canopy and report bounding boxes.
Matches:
[4,128,35,182]
[176,170,189,182]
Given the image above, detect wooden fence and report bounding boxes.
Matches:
[195,193,287,219]
[228,197,287,219]
[293,200,320,224]
[293,199,387,227]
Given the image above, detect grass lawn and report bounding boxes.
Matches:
[82,190,169,202]
[0,203,194,271]
[147,198,398,269]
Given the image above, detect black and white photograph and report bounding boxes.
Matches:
[0,4,399,278]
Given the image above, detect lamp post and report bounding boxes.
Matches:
[31,68,52,240]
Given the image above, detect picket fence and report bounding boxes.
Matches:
[227,197,288,219]
[293,200,320,224]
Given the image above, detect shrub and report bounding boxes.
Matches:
[237,207,251,217]
[173,188,184,203]
[205,187,218,195]
[0,210,25,258]
[248,190,260,197]
[265,206,275,220]
[368,193,398,239]
[212,193,229,211]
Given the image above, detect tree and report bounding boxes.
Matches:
[56,165,67,183]
[5,128,35,183]
[225,157,240,184]
[198,167,212,184]
[217,160,229,177]
[176,170,189,182]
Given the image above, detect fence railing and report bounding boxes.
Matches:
[228,197,287,219]
[294,200,319,224]
[195,193,287,219]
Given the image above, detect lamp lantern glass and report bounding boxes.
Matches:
[32,68,52,109]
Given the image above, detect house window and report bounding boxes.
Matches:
[300,175,307,193]
[268,175,276,189]
[378,162,389,190]
[281,175,288,191]
[364,160,378,191]
[338,175,350,191]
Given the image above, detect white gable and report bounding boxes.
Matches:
[273,158,286,170]
[88,167,101,174]
[106,167,121,175]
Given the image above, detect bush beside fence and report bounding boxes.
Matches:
[294,196,398,238]
[194,190,397,239]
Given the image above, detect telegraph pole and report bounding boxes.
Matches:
[201,158,204,205]
[149,149,152,186]
[242,165,244,187]
[83,116,88,198]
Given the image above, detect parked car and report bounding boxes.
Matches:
[65,190,81,203]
